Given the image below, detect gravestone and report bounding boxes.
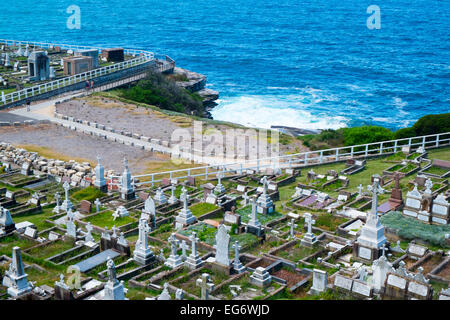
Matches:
[214,224,230,266]
[257,176,274,214]
[185,232,203,269]
[133,218,154,265]
[232,241,245,274]
[120,158,135,200]
[174,187,196,230]
[310,269,327,294]
[154,187,167,205]
[103,258,127,300]
[165,233,183,268]
[301,213,317,247]
[0,206,15,233]
[79,200,92,214]
[21,161,32,175]
[24,226,38,239]
[94,156,107,192]
[2,247,33,297]
[250,267,272,288]
[196,273,214,300]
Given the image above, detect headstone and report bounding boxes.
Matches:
[232,241,245,274]
[154,187,167,205]
[310,269,327,294]
[250,267,272,288]
[157,283,171,300]
[174,187,196,230]
[79,200,92,214]
[133,218,154,265]
[257,176,274,214]
[120,158,135,200]
[196,273,214,300]
[24,227,38,239]
[61,181,74,212]
[65,209,77,238]
[185,232,203,269]
[214,224,230,266]
[301,213,317,247]
[27,51,50,81]
[94,156,107,192]
[165,233,183,268]
[0,206,15,233]
[103,258,127,300]
[2,247,33,297]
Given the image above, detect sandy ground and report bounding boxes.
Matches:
[56,97,185,141]
[0,124,165,173]
[55,96,308,157]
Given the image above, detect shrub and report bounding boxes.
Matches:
[119,71,205,116]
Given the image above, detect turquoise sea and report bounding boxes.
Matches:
[0,0,448,130]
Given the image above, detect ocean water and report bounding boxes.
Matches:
[0,0,449,130]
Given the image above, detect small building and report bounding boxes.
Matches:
[28,51,50,81]
[63,56,93,76]
[102,48,124,62]
[75,49,99,68]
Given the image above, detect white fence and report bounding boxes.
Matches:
[131,132,450,187]
[0,39,174,107]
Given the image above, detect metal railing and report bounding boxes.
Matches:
[0,39,162,106]
[131,132,450,186]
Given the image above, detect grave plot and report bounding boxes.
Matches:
[242,237,286,256]
[346,196,372,210]
[430,259,450,283]
[381,211,450,247]
[213,273,280,300]
[129,265,172,286]
[189,203,222,219]
[0,172,45,189]
[236,205,283,225]
[11,205,56,231]
[24,238,77,261]
[269,241,320,263]
[314,213,348,233]
[178,222,260,250]
[0,233,37,256]
[82,208,138,229]
[171,267,230,299]
[410,252,446,275]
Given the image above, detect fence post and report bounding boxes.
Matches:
[151,174,154,187]
[380,142,383,155]
[422,136,426,149]
[335,149,339,161]
[394,140,398,153]
[320,151,323,164]
[436,134,440,147]
[365,144,369,157]
[304,153,308,165]
[205,167,208,180]
[350,146,354,158]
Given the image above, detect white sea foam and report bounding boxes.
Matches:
[211,95,349,130]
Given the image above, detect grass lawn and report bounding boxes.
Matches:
[84,211,136,228]
[26,240,75,259]
[423,166,449,177]
[71,186,106,202]
[428,147,450,161]
[189,202,221,217]
[236,205,284,225]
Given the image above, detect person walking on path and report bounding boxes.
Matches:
[85,80,90,92]
[90,80,94,92]
[26,100,31,112]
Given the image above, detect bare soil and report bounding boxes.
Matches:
[0,124,163,173]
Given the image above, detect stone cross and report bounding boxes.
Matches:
[63,181,70,201]
[367,177,384,218]
[189,232,199,257]
[288,218,297,238]
[168,233,180,257]
[196,273,214,300]
[94,198,101,213]
[381,244,387,257]
[112,209,120,221]
[393,173,401,189]
[111,225,119,238]
[357,184,364,197]
[159,248,166,262]
[304,213,315,235]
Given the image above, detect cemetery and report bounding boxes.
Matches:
[0,110,449,301]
